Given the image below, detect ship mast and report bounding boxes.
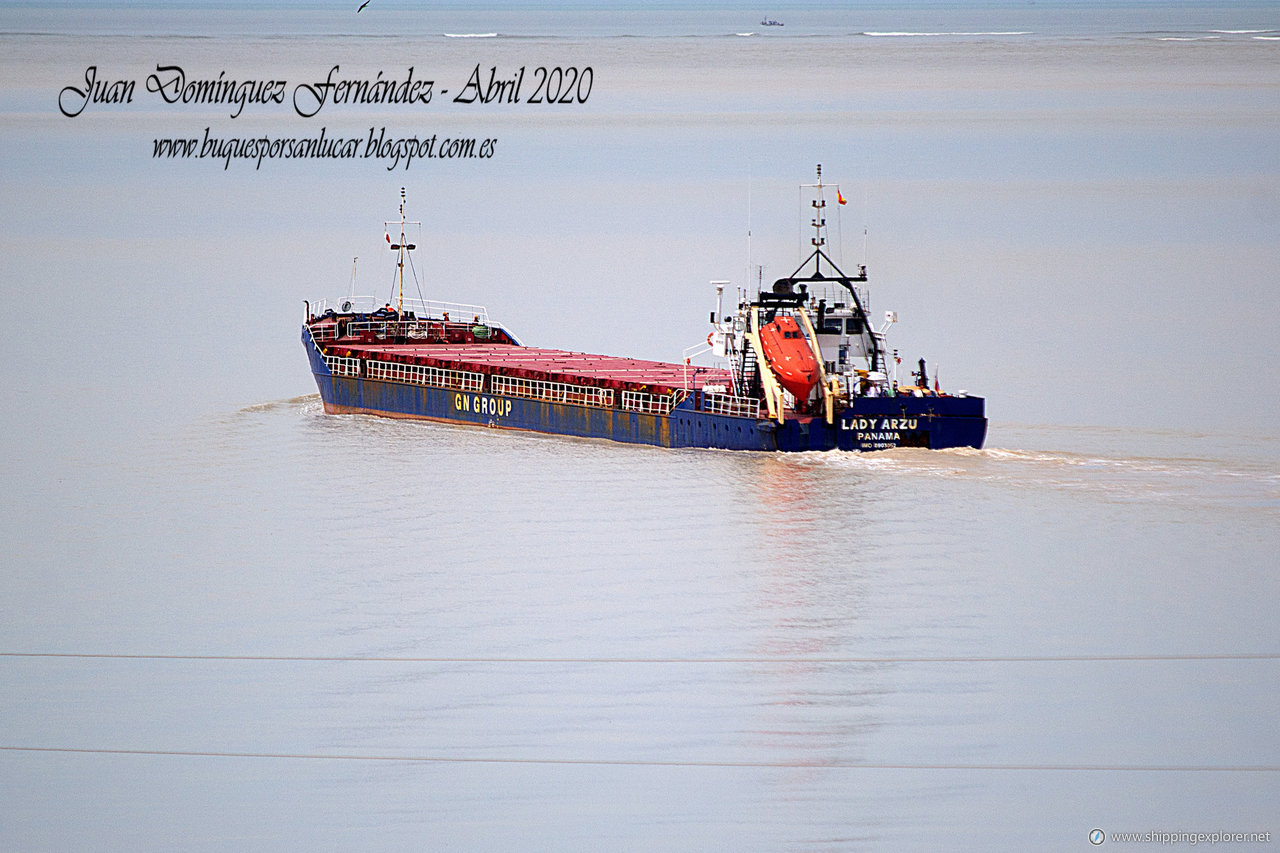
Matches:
[800,163,833,277]
[388,186,417,312]
[811,163,827,262]
[783,165,882,372]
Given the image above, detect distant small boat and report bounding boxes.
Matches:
[761,18,784,27]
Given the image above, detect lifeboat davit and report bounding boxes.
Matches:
[758,315,819,401]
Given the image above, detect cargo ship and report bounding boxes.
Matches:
[301,171,987,451]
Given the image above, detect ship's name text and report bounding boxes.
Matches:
[455,393,513,418]
[840,417,918,432]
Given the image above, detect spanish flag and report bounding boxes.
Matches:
[837,190,847,205]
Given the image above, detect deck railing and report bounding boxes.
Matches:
[348,319,445,341]
[701,392,761,419]
[311,296,491,325]
[491,375,614,409]
[311,318,497,344]
[366,360,484,392]
[323,354,362,377]
[621,390,673,415]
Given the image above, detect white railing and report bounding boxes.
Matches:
[311,295,491,325]
[416,300,490,326]
[310,318,499,343]
[621,390,672,415]
[323,354,362,377]
[702,392,761,419]
[342,319,447,342]
[681,340,714,390]
[491,375,614,408]
[366,360,484,392]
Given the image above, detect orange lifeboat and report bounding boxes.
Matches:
[758,315,819,402]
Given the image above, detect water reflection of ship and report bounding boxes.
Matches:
[744,452,887,771]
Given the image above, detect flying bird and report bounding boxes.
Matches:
[357,0,371,11]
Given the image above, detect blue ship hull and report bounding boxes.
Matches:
[304,329,987,452]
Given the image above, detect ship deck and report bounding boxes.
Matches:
[332,341,736,394]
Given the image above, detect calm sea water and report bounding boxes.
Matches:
[2,3,1278,850]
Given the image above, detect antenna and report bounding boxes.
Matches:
[746,174,753,288]
[861,183,869,272]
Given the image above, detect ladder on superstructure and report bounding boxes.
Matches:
[736,343,760,399]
